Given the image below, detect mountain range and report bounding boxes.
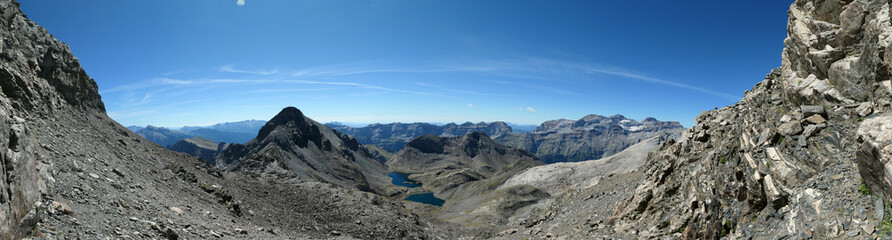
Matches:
[127,119,266,147]
[329,114,685,163]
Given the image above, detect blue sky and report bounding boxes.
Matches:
[20,0,793,128]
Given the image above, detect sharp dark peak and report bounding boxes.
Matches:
[255,106,310,140]
[464,131,489,140]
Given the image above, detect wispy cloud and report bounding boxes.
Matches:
[284,58,737,101]
[241,87,340,94]
[467,104,474,108]
[237,0,245,6]
[489,80,581,96]
[292,80,434,96]
[582,68,739,101]
[413,82,497,96]
[219,65,278,75]
[519,106,536,113]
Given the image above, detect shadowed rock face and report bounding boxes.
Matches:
[166,137,220,165]
[217,107,390,193]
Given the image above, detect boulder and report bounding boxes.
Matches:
[804,114,827,124]
[856,115,892,199]
[779,122,804,136]
[856,102,873,117]
[801,105,825,117]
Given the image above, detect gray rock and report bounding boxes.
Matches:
[804,114,827,124]
[876,199,885,221]
[779,122,804,136]
[862,224,874,235]
[801,105,825,117]
[856,102,873,117]
[846,230,859,237]
[781,114,793,122]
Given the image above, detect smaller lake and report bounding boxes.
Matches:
[405,193,445,206]
[388,172,445,206]
[389,172,422,188]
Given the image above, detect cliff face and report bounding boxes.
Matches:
[0,0,105,237]
[609,1,892,238]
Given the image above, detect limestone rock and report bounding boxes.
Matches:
[856,102,873,117]
[804,114,827,124]
[779,121,804,136]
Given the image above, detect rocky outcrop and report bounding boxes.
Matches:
[217,107,390,193]
[602,1,892,238]
[857,114,892,199]
[166,137,220,165]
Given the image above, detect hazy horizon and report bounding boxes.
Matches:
[20,0,794,127]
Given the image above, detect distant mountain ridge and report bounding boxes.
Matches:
[328,114,685,163]
[326,121,513,153]
[128,119,267,147]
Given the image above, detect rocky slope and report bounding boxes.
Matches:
[388,133,547,228]
[331,115,684,164]
[166,137,220,165]
[499,135,666,197]
[217,107,391,193]
[0,1,461,238]
[597,0,892,238]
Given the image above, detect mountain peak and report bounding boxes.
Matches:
[256,106,309,141]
